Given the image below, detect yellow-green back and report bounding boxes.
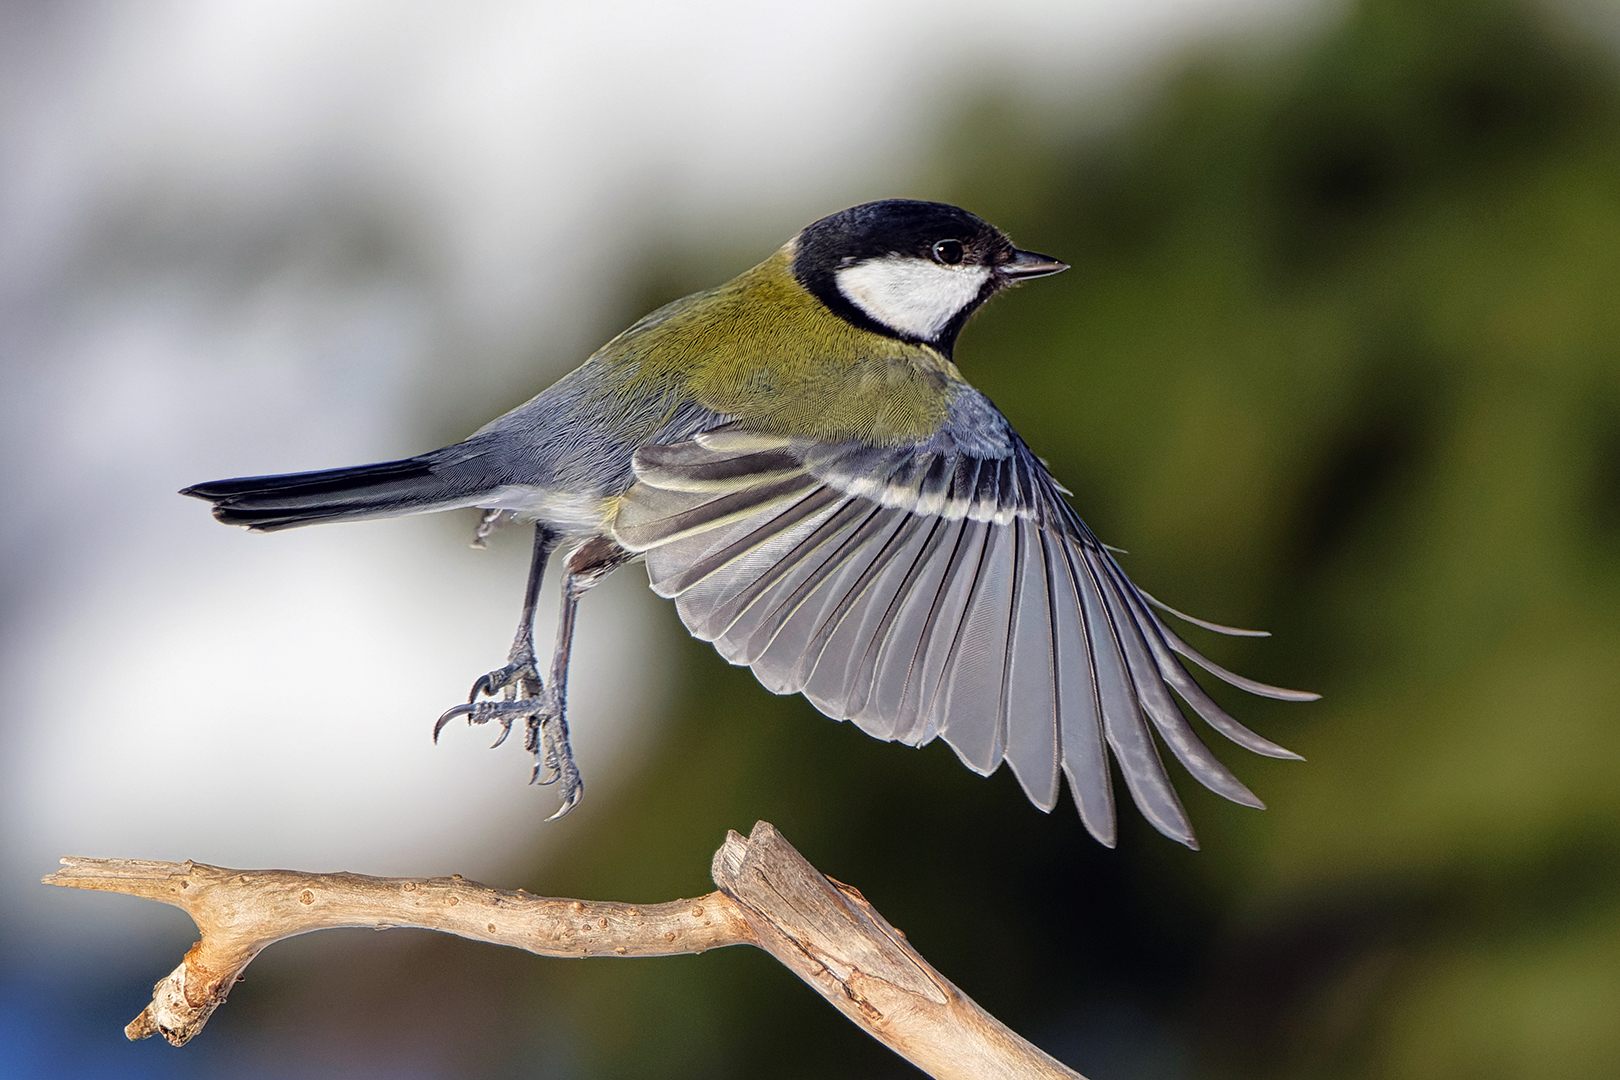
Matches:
[601,246,959,446]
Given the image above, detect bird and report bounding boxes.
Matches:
[182,198,1316,849]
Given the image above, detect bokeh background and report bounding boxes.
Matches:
[4,0,1619,1076]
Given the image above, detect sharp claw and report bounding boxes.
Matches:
[489,719,514,749]
[434,703,475,742]
[545,774,584,821]
[468,673,494,703]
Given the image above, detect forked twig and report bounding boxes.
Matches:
[45,821,1082,1080]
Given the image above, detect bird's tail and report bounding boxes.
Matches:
[182,453,486,531]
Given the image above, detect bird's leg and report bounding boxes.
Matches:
[434,533,631,820]
[435,525,556,749]
[479,524,557,703]
[527,536,634,820]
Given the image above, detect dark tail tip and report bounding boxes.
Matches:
[181,457,440,531]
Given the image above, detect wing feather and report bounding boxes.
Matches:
[1099,558,1306,761]
[1068,540,1197,848]
[845,516,958,739]
[803,513,934,721]
[717,497,875,662]
[1082,547,1263,809]
[751,504,902,693]
[858,516,965,737]
[785,511,914,698]
[661,485,844,600]
[933,521,1015,774]
[617,469,816,550]
[900,520,992,747]
[1002,520,1061,811]
[1157,617,1322,702]
[1047,532,1116,846]
[611,421,1313,849]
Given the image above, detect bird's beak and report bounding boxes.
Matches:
[1000,248,1069,280]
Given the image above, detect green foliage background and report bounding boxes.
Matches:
[256,1,1620,1076]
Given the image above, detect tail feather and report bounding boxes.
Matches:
[182,455,482,531]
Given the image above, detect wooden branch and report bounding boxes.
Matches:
[45,821,1083,1080]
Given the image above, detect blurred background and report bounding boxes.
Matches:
[3,0,1619,1076]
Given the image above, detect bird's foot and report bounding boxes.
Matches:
[528,712,584,821]
[433,678,583,819]
[434,696,550,750]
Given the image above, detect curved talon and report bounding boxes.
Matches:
[433,703,475,742]
[529,750,563,786]
[468,673,495,703]
[489,720,514,749]
[545,772,584,821]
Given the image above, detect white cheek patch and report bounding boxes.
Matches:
[835,256,991,340]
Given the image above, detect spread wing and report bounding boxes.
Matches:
[612,423,1314,848]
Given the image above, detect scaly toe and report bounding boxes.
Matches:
[467,658,540,703]
[434,698,546,743]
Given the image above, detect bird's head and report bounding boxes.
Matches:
[791,199,1067,355]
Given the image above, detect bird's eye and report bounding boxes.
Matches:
[931,239,964,265]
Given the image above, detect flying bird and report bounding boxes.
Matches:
[183,199,1315,849]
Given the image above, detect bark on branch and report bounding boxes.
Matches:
[45,821,1082,1080]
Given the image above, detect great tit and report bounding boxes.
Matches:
[184,199,1315,849]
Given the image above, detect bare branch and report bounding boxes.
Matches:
[45,821,1083,1080]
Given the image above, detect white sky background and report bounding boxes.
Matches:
[0,0,1332,955]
